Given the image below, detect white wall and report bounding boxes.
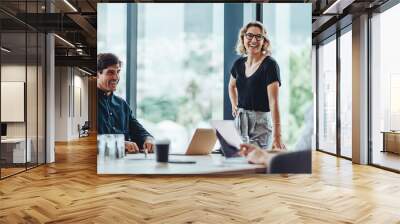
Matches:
[1,65,26,139]
[71,72,89,138]
[54,67,89,141]
[1,63,46,164]
[1,65,42,137]
[55,66,69,141]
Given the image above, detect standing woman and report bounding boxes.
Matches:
[229,21,285,150]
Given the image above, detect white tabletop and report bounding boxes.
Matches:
[97,153,266,174]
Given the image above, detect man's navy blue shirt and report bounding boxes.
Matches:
[97,88,152,147]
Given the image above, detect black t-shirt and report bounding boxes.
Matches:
[230,56,281,112]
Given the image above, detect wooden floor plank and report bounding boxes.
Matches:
[0,135,400,223]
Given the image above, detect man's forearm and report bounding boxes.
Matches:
[129,116,152,146]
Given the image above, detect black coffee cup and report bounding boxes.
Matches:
[155,139,170,163]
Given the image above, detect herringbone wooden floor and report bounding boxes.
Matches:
[1,135,400,224]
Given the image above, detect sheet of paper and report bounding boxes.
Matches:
[210,120,242,149]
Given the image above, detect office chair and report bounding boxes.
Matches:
[79,121,90,138]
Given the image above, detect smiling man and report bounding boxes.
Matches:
[97,53,154,153]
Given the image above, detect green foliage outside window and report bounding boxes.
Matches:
[285,47,313,148]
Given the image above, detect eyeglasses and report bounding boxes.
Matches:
[244,33,264,41]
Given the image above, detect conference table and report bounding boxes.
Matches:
[97,153,267,174]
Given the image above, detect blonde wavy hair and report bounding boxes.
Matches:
[235,21,271,56]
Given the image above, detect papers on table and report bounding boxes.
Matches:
[210,120,242,149]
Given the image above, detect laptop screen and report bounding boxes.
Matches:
[215,131,240,158]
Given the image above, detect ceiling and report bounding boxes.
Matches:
[1,0,98,73]
[311,0,390,43]
[0,0,394,73]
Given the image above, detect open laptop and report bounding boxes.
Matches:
[183,128,217,155]
[210,120,242,158]
[170,128,217,155]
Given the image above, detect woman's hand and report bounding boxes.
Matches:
[232,105,238,117]
[228,75,238,118]
[267,82,285,150]
[271,136,286,151]
[125,141,139,153]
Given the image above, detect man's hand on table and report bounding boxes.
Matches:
[125,141,140,153]
[125,137,155,154]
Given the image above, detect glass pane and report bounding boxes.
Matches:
[136,3,224,153]
[243,3,256,24]
[371,4,400,171]
[38,33,45,165]
[318,37,337,154]
[263,4,313,150]
[97,3,127,99]
[1,30,28,177]
[340,29,352,158]
[27,31,38,169]
[26,0,40,169]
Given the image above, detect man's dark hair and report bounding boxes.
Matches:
[97,53,122,73]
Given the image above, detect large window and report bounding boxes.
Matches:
[317,37,337,154]
[97,3,313,153]
[371,3,400,171]
[243,3,256,24]
[97,4,127,99]
[340,29,352,158]
[136,4,224,153]
[263,4,313,150]
[315,28,352,159]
